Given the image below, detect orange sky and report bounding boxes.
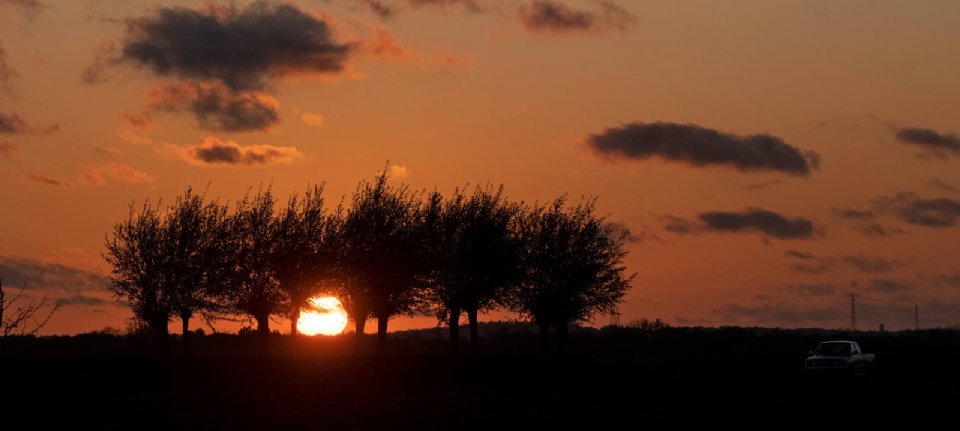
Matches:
[1,0,959,335]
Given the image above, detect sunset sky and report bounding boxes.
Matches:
[2,0,959,335]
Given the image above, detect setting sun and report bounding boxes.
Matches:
[297,296,349,336]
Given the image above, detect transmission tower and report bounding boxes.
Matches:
[915,304,919,331]
[609,306,621,327]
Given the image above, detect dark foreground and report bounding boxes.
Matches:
[3,327,958,428]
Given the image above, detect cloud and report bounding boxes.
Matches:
[854,223,907,238]
[79,163,156,187]
[0,0,43,19]
[785,283,835,297]
[842,254,905,274]
[93,145,123,157]
[518,0,636,35]
[784,249,816,260]
[59,294,115,307]
[300,112,325,127]
[894,127,960,159]
[146,81,280,132]
[604,222,663,244]
[0,141,17,156]
[0,41,18,97]
[698,208,815,239]
[866,278,911,294]
[355,0,397,19]
[0,254,109,294]
[929,179,957,193]
[585,122,820,176]
[0,111,59,134]
[789,262,831,274]
[169,136,304,167]
[933,272,960,287]
[661,215,701,235]
[832,207,873,220]
[88,1,351,91]
[872,192,960,228]
[0,111,26,133]
[388,163,409,179]
[27,174,74,187]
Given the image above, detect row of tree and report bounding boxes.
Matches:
[104,172,635,356]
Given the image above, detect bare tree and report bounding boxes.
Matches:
[0,278,61,340]
[512,197,635,354]
[425,185,523,354]
[104,200,173,354]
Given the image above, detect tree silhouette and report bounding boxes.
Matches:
[270,185,338,345]
[336,172,428,354]
[223,187,285,355]
[104,200,173,354]
[512,197,634,354]
[163,188,228,357]
[425,185,522,354]
[0,278,61,341]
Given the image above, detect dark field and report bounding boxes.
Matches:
[3,326,958,429]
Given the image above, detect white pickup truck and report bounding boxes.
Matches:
[804,340,876,373]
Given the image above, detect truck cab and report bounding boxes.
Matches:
[804,340,876,373]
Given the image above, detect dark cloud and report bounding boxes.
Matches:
[27,174,73,187]
[866,278,911,294]
[0,111,26,133]
[894,127,960,159]
[713,302,841,326]
[0,0,43,19]
[172,137,304,167]
[603,222,648,243]
[929,179,957,193]
[146,82,280,132]
[790,262,830,274]
[873,192,960,228]
[0,255,109,293]
[832,207,874,220]
[0,111,59,134]
[854,223,906,238]
[586,122,820,176]
[59,294,115,307]
[661,215,701,235]
[408,0,483,12]
[87,1,351,91]
[933,272,960,287]
[518,0,636,34]
[698,208,815,239]
[842,254,905,274]
[784,249,816,260]
[356,0,397,18]
[0,141,17,156]
[0,42,18,97]
[785,283,835,297]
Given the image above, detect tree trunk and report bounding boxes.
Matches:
[353,317,367,354]
[376,315,389,355]
[155,322,170,357]
[289,307,301,356]
[538,322,549,356]
[556,321,568,356]
[180,314,190,357]
[255,314,270,356]
[467,308,480,355]
[448,307,461,355]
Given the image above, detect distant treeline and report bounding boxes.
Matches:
[103,171,634,356]
[4,322,959,365]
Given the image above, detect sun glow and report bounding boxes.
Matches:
[297,296,349,336]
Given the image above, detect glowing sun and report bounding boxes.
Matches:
[297,296,349,336]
